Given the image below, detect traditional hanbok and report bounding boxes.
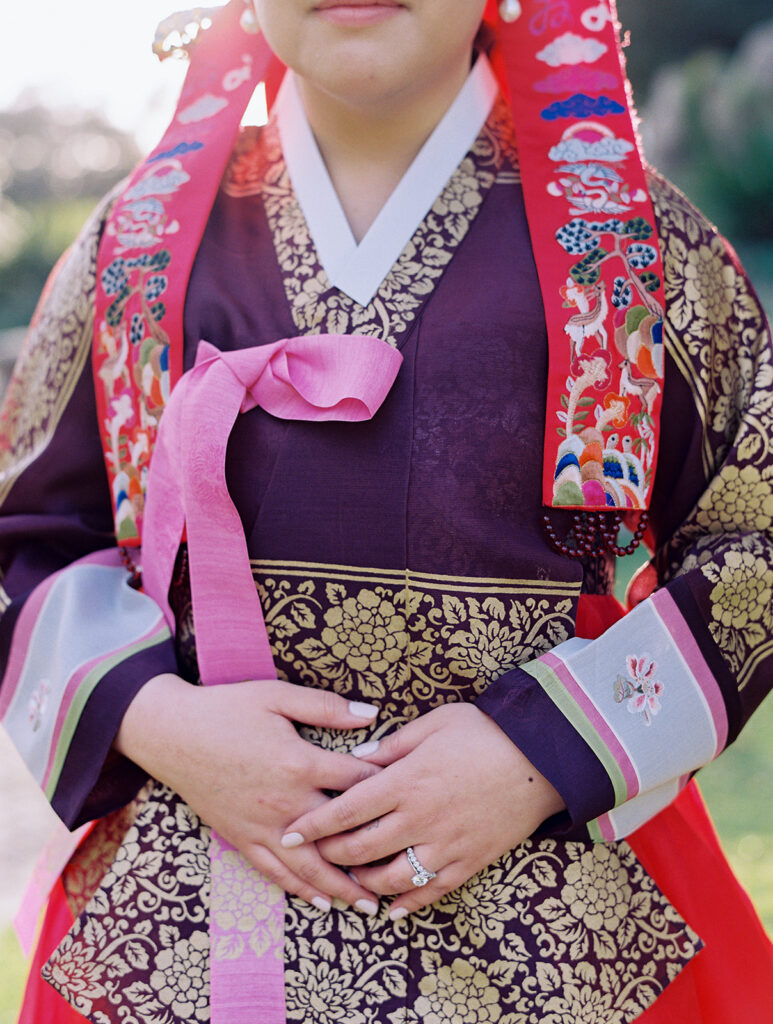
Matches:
[2,2,772,1022]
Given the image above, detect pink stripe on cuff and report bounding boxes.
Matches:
[40,615,167,790]
[651,588,728,755]
[0,549,127,720]
[542,649,640,800]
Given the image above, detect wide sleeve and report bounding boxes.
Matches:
[0,199,178,830]
[476,173,773,842]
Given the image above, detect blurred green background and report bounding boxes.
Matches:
[1,2,772,1021]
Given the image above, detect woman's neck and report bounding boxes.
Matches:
[295,58,471,243]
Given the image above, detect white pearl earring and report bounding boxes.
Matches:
[499,0,523,22]
[240,1,260,33]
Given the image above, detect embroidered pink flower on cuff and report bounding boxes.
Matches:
[28,679,51,732]
[613,655,664,726]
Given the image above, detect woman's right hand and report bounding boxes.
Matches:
[114,673,383,915]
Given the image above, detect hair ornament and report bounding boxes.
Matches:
[152,6,222,61]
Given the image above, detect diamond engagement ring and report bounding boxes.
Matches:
[406,847,437,887]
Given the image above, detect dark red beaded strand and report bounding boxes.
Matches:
[119,546,143,589]
[542,510,649,560]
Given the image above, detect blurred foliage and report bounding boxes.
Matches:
[0,104,139,205]
[0,104,139,331]
[0,199,98,330]
[0,925,25,1024]
[617,0,773,97]
[640,19,773,243]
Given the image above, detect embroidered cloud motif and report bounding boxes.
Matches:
[537,33,608,68]
[534,68,620,94]
[177,94,229,125]
[542,94,626,121]
[549,136,635,163]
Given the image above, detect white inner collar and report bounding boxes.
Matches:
[275,56,499,308]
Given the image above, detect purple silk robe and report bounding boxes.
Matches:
[0,99,771,1022]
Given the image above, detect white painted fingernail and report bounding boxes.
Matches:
[349,701,379,719]
[351,740,380,758]
[389,907,409,922]
[312,896,331,913]
[281,832,305,849]
[355,899,379,916]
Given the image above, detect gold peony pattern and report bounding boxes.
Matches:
[62,785,151,919]
[210,832,284,962]
[651,171,771,480]
[649,171,773,690]
[224,98,520,350]
[42,563,700,1023]
[253,560,578,716]
[284,837,700,1024]
[43,783,212,1023]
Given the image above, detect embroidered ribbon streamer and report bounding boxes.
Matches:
[142,333,402,1023]
[93,0,284,546]
[496,1,668,511]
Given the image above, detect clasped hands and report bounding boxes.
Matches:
[116,675,564,921]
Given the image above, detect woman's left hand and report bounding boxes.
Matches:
[280,703,565,919]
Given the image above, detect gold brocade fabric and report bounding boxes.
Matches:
[43,112,710,1022]
[46,561,701,1024]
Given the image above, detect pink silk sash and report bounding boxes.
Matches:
[142,333,402,1023]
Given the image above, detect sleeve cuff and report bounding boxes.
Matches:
[475,663,615,838]
[477,587,731,841]
[53,636,179,828]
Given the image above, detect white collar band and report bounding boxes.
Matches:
[275,56,499,307]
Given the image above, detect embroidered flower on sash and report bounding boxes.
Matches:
[28,679,51,731]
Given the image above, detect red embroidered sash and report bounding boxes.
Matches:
[95,1,666,539]
[93,0,282,545]
[493,0,666,510]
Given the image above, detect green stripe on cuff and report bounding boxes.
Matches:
[44,626,172,801]
[522,659,629,807]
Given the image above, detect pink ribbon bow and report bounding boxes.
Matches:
[141,332,402,1024]
[143,333,402,684]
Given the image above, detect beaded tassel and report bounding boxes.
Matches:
[543,510,649,560]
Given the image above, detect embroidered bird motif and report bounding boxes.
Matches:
[619,358,661,416]
[563,279,609,362]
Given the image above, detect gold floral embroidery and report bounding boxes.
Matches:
[650,171,772,480]
[649,171,773,690]
[210,835,284,961]
[254,562,578,718]
[224,98,520,349]
[696,463,773,535]
[43,783,211,1023]
[149,931,210,1023]
[707,549,773,630]
[62,784,150,918]
[678,534,773,687]
[280,834,699,1024]
[414,958,502,1023]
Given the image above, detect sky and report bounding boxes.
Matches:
[2,1,192,148]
